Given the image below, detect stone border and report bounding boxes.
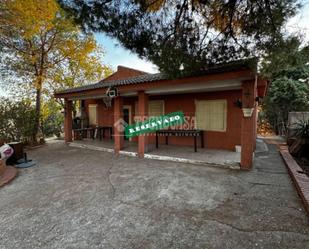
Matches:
[280,146,309,215]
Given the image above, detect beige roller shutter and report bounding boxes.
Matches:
[196,100,227,131]
[88,104,98,125]
[148,100,164,117]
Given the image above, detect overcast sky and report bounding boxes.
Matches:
[0,2,309,97]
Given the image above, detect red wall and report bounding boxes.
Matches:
[103,66,147,81]
[84,89,242,151]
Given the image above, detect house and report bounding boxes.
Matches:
[54,59,268,170]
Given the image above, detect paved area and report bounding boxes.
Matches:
[0,140,309,249]
[73,139,240,166]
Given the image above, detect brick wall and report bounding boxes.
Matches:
[85,89,242,151]
[103,66,147,81]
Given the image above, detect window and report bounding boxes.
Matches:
[148,100,164,117]
[88,104,98,125]
[134,100,164,118]
[195,100,227,131]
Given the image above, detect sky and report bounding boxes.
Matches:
[95,34,159,74]
[0,2,309,97]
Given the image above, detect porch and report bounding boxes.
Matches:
[69,138,241,169]
[55,62,268,170]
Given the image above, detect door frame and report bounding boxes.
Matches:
[123,105,132,141]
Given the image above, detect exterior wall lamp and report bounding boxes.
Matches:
[241,89,255,118]
[242,108,254,117]
[234,99,242,108]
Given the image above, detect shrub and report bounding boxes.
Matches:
[0,99,37,143]
[0,99,63,144]
[295,119,309,140]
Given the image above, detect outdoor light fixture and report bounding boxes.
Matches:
[234,99,242,108]
[241,89,255,117]
[242,108,254,117]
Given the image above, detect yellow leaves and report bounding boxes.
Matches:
[145,0,203,12]
[146,0,166,12]
[48,32,110,92]
[206,1,244,34]
[143,0,244,34]
[1,0,109,104]
[103,66,113,78]
[34,75,44,90]
[4,0,61,39]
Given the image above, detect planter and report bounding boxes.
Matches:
[280,146,309,215]
[0,159,6,175]
[0,159,18,187]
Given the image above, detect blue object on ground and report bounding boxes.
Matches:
[15,158,36,168]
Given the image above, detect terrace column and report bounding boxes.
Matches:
[240,79,257,170]
[138,91,149,158]
[64,99,73,143]
[114,96,124,155]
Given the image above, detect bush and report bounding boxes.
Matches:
[289,119,309,159]
[263,71,309,135]
[0,99,37,143]
[40,100,63,138]
[294,119,309,140]
[0,99,63,144]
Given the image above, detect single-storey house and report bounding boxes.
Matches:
[54,59,268,170]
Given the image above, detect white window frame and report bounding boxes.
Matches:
[195,99,227,132]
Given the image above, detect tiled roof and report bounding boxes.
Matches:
[55,58,256,95]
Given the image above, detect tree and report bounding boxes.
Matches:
[263,65,309,134]
[59,0,300,77]
[41,99,63,139]
[258,35,309,135]
[260,36,309,78]
[44,36,112,115]
[0,0,109,142]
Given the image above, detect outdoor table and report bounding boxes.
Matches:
[155,129,204,152]
[73,127,95,140]
[96,126,113,140]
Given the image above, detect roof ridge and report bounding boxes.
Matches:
[99,72,161,85]
[117,65,150,75]
[100,65,151,83]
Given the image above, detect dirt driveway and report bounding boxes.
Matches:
[0,140,308,249]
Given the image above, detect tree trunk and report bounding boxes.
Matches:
[34,87,42,143]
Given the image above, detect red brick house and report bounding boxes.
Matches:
[54,59,268,170]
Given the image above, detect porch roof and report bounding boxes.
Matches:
[54,58,257,97]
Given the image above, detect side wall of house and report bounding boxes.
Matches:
[84,89,242,151]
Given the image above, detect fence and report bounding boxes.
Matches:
[288,112,309,138]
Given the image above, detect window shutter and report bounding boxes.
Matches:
[196,100,227,131]
[148,100,164,117]
[88,104,98,125]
